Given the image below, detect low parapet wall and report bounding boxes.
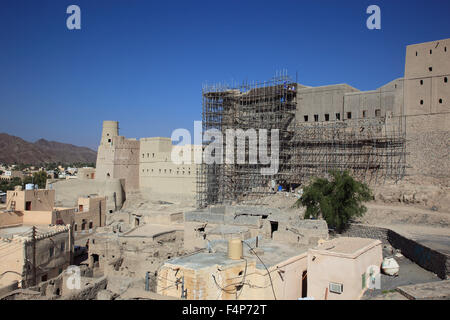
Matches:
[340,223,449,279]
[338,224,390,244]
[388,229,448,280]
[0,281,19,297]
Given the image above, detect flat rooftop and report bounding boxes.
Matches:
[0,224,68,240]
[0,225,33,239]
[314,237,380,255]
[122,223,183,238]
[166,238,310,271]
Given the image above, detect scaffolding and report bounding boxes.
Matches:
[197,72,406,208]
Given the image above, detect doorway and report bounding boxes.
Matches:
[270,221,278,238]
[301,271,307,298]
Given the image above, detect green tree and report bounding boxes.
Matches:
[32,171,48,189]
[295,170,372,233]
[3,177,22,191]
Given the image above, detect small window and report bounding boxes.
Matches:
[60,242,65,252]
[304,115,308,122]
[89,221,93,229]
[324,114,329,121]
[420,80,423,85]
[108,139,111,143]
[314,114,319,122]
[445,77,448,83]
[142,154,144,158]
[362,110,366,118]
[430,49,432,54]
[152,153,155,157]
[415,51,418,56]
[445,47,447,52]
[74,224,77,231]
[335,113,340,120]
[429,67,432,72]
[347,112,352,119]
[375,109,381,117]
[41,274,48,282]
[420,100,424,105]
[49,247,54,257]
[439,99,443,104]
[147,153,149,158]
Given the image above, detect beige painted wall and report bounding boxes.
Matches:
[0,211,23,228]
[22,211,53,225]
[306,238,382,300]
[0,240,24,288]
[6,190,55,212]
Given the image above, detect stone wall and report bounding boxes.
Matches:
[338,224,389,244]
[405,113,450,182]
[64,276,107,300]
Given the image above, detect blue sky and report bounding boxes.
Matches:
[0,0,449,149]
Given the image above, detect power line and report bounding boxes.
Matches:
[211,257,248,299]
[243,240,277,300]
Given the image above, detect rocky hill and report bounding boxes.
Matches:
[0,133,97,165]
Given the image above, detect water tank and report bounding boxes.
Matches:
[25,184,34,190]
[228,238,243,260]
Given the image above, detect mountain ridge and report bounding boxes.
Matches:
[0,133,97,165]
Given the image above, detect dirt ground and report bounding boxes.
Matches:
[240,179,450,237]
